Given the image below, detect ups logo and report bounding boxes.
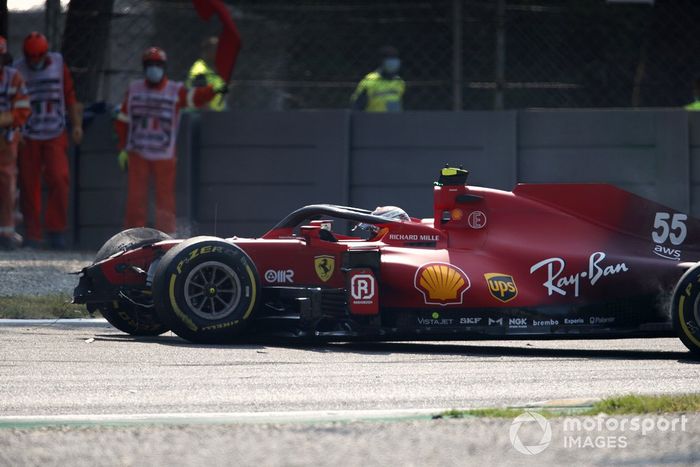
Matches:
[484,273,518,303]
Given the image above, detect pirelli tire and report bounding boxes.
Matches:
[671,264,700,356]
[98,300,168,336]
[94,227,171,336]
[95,227,172,263]
[152,237,259,343]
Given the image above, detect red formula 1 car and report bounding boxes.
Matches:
[74,167,700,354]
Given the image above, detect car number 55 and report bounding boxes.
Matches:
[652,212,687,246]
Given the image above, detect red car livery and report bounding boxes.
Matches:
[73,167,700,355]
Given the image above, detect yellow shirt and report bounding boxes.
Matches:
[686,100,700,111]
[351,71,405,112]
[186,59,226,111]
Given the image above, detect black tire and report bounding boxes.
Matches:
[94,228,172,264]
[671,264,700,355]
[99,300,169,336]
[152,237,260,344]
[94,228,171,336]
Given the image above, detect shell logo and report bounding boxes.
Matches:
[414,262,471,306]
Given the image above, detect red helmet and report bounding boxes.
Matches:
[142,46,166,64]
[23,32,49,64]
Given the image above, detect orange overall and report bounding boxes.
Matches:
[0,66,30,240]
[15,53,77,242]
[114,78,214,234]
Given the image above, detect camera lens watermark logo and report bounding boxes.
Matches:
[509,411,552,455]
[509,411,688,454]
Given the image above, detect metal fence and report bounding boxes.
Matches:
[6,0,700,110]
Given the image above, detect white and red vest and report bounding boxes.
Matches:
[126,80,182,160]
[0,66,24,144]
[15,52,66,140]
[0,66,21,113]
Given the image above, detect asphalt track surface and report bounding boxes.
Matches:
[1,322,699,466]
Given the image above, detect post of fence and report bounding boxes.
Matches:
[494,0,506,110]
[452,0,463,111]
[44,0,60,49]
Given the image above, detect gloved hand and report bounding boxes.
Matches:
[215,84,229,95]
[0,111,12,128]
[117,150,129,172]
[71,126,83,145]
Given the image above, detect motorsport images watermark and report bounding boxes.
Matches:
[509,411,689,455]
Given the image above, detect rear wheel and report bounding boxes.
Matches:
[94,228,171,336]
[671,264,700,355]
[152,237,259,344]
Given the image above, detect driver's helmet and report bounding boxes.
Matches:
[371,205,410,222]
[354,205,410,234]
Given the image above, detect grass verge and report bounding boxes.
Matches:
[0,294,95,319]
[585,394,700,415]
[440,394,700,419]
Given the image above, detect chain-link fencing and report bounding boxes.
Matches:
[6,0,700,110]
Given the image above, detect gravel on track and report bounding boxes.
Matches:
[1,416,698,467]
[0,250,95,297]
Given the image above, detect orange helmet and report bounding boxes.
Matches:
[142,46,166,64]
[23,32,49,64]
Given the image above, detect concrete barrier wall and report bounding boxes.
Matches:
[194,111,350,237]
[518,110,690,213]
[74,113,192,248]
[350,111,517,218]
[75,114,125,247]
[75,109,697,249]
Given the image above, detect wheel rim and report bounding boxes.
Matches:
[183,261,242,320]
[693,293,700,331]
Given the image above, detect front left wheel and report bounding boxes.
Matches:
[94,227,172,263]
[152,237,260,344]
[93,228,171,336]
[98,300,168,336]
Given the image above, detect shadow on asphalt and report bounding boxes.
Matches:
[92,332,700,363]
[323,341,700,363]
[90,333,268,350]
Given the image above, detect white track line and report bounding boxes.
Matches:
[0,318,108,326]
[0,408,448,427]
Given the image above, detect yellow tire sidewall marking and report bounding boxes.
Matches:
[241,264,257,320]
[678,293,700,348]
[169,273,198,332]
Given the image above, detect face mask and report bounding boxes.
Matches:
[383,57,401,74]
[29,59,45,71]
[145,65,164,83]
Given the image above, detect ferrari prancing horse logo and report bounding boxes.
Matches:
[314,255,335,282]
